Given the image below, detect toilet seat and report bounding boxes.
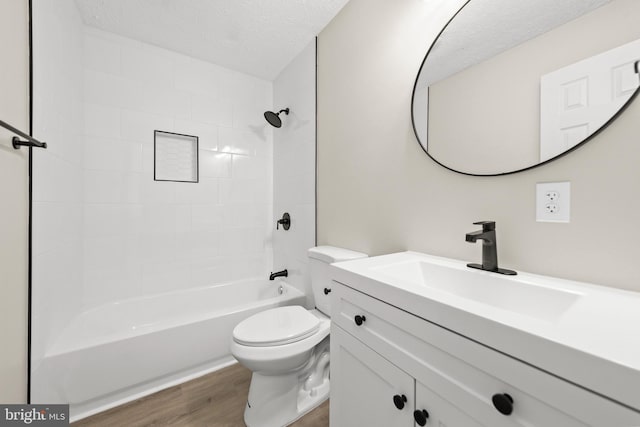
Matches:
[233,306,320,347]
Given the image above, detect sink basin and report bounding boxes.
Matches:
[372,259,582,322]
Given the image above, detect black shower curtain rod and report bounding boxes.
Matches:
[0,119,47,149]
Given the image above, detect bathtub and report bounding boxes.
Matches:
[31,279,305,421]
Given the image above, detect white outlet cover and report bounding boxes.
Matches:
[536,182,570,222]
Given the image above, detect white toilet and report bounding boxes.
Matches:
[230,246,367,427]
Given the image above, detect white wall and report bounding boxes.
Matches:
[273,41,317,307]
[0,0,29,404]
[32,0,85,366]
[318,0,640,293]
[80,28,273,308]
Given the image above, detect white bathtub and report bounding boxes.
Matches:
[31,279,305,421]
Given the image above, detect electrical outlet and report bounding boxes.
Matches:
[545,203,558,213]
[536,182,570,222]
[546,191,559,202]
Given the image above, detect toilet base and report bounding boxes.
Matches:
[243,338,330,427]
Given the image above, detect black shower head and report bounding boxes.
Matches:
[264,108,290,128]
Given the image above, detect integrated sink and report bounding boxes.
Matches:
[371,257,582,322]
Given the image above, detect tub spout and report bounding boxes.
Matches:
[269,269,288,280]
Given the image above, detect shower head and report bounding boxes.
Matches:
[264,108,290,128]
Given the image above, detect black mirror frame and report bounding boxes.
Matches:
[410,0,640,177]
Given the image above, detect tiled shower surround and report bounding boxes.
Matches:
[273,41,317,308]
[32,0,275,363]
[81,29,273,307]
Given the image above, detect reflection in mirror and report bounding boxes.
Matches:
[412,0,640,176]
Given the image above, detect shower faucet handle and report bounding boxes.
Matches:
[277,212,291,230]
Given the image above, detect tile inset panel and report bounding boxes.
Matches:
[154,130,199,183]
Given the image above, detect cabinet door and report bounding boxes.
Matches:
[330,325,414,427]
[415,381,486,427]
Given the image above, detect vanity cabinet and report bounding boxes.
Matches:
[329,281,640,427]
[332,325,483,426]
[331,326,414,426]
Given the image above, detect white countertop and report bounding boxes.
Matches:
[329,251,640,411]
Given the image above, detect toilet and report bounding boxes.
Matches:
[230,246,368,427]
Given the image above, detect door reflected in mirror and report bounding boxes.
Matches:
[412,0,640,176]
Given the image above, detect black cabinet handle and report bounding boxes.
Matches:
[392,394,407,410]
[324,288,331,295]
[492,393,514,415]
[354,315,366,326]
[413,409,429,426]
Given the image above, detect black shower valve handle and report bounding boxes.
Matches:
[277,212,291,230]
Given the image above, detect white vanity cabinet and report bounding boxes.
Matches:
[329,281,640,427]
[331,325,414,426]
[332,322,485,427]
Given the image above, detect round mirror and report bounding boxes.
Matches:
[412,0,640,176]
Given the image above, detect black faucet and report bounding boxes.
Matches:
[465,221,516,276]
[269,269,288,280]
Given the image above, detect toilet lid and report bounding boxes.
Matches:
[233,306,320,347]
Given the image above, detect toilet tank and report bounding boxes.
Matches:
[308,246,368,316]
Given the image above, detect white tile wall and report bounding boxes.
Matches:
[33,11,277,367]
[273,41,317,308]
[32,0,85,364]
[33,4,318,373]
[80,28,274,308]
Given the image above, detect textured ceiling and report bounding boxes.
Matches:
[421,0,614,86]
[75,0,349,80]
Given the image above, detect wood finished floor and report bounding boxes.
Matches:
[72,363,329,427]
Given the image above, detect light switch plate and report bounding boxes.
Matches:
[536,182,570,223]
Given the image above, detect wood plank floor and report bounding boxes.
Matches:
[72,363,329,427]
